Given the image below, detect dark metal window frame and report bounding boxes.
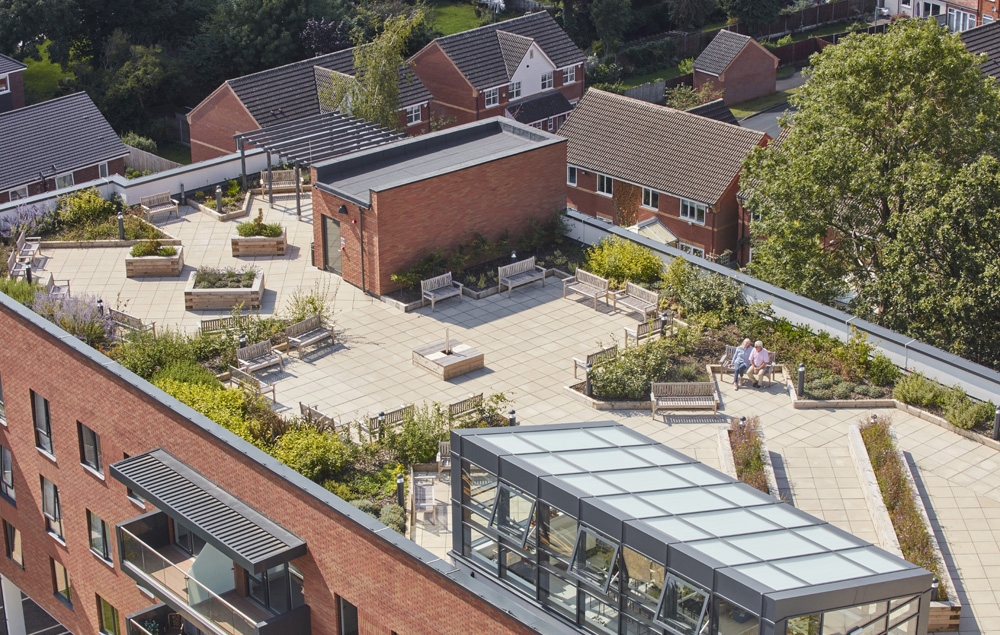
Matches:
[3,520,21,568]
[568,525,621,595]
[653,571,711,635]
[41,476,62,539]
[0,370,6,422]
[87,510,111,561]
[97,595,121,635]
[31,390,53,455]
[488,482,537,549]
[0,444,14,503]
[78,421,102,473]
[50,557,73,606]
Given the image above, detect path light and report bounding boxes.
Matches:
[96,298,104,316]
[117,212,125,240]
[25,264,31,284]
[871,413,878,424]
[239,333,247,349]
[511,250,516,261]
[931,577,939,598]
[508,409,516,426]
[396,473,405,507]
[739,416,746,428]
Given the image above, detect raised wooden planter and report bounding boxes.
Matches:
[716,423,781,499]
[184,270,264,311]
[848,424,960,631]
[125,246,184,278]
[232,228,286,257]
[193,191,252,221]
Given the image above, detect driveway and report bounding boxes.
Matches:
[741,102,796,139]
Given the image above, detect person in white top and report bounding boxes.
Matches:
[748,340,770,388]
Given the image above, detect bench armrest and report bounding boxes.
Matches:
[612,289,627,298]
[25,236,41,242]
[534,265,548,274]
[562,277,575,290]
[452,281,464,292]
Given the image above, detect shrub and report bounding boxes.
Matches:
[31,291,115,347]
[283,280,333,323]
[893,372,947,408]
[129,240,176,257]
[619,39,676,73]
[833,382,854,400]
[677,57,694,74]
[121,131,157,153]
[942,385,996,430]
[867,352,901,387]
[155,378,256,442]
[665,261,747,321]
[0,277,43,306]
[272,427,353,482]
[761,34,793,50]
[390,252,446,291]
[0,204,57,240]
[324,481,354,501]
[237,210,283,238]
[194,266,258,289]
[383,403,449,465]
[350,499,381,518]
[113,329,194,379]
[729,417,768,494]
[807,388,833,400]
[854,384,885,398]
[584,236,663,287]
[58,188,123,227]
[590,332,709,401]
[151,359,221,388]
[379,503,406,534]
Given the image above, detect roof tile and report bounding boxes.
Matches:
[962,20,1000,80]
[0,53,27,75]
[694,30,751,76]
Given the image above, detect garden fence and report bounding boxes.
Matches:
[623,80,667,104]
[124,145,183,174]
[563,209,1000,403]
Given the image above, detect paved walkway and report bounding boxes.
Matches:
[40,197,1000,635]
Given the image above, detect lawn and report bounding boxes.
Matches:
[22,41,73,104]
[158,141,192,165]
[729,88,800,119]
[431,1,481,36]
[620,64,684,89]
[789,20,860,43]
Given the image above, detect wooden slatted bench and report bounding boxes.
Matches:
[299,402,351,439]
[421,272,463,311]
[236,340,283,374]
[6,250,28,280]
[260,170,298,192]
[651,382,719,417]
[573,345,617,378]
[45,274,71,299]
[361,404,414,441]
[109,308,155,335]
[139,192,179,223]
[613,282,659,319]
[449,393,484,418]
[720,345,740,371]
[563,269,610,310]
[199,316,240,335]
[624,317,663,347]
[229,365,276,401]
[15,231,41,265]
[498,256,546,297]
[285,314,334,359]
[437,440,451,479]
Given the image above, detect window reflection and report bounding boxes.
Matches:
[888,616,917,634]
[717,598,759,635]
[491,484,536,544]
[787,615,820,635]
[656,573,709,635]
[582,589,619,635]
[503,547,537,593]
[464,524,498,571]
[539,570,576,620]
[462,461,497,516]
[623,547,664,605]
[570,527,620,592]
[822,602,887,634]
[539,504,577,573]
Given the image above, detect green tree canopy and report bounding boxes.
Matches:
[590,0,633,52]
[666,0,717,30]
[742,18,1000,368]
[720,0,781,27]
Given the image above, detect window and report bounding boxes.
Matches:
[509,81,521,100]
[678,242,706,258]
[642,188,659,210]
[985,15,995,24]
[567,166,578,186]
[0,371,4,422]
[98,162,109,178]
[716,598,758,635]
[0,75,8,94]
[7,186,27,201]
[41,476,63,540]
[98,596,120,635]
[88,511,111,562]
[338,596,359,635]
[51,559,73,606]
[563,66,576,84]
[0,446,14,502]
[680,199,707,224]
[123,454,145,505]
[405,105,421,125]
[247,562,302,614]
[55,174,74,190]
[948,8,977,32]
[484,87,499,108]
[655,573,709,635]
[461,460,497,516]
[4,521,22,567]
[901,0,910,6]
[569,526,620,593]
[489,484,536,545]
[78,422,102,473]
[597,174,613,196]
[541,71,554,90]
[547,118,554,131]
[32,390,53,455]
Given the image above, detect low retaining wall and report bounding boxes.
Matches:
[193,191,252,222]
[125,246,184,278]
[232,229,286,257]
[184,270,264,311]
[716,424,781,499]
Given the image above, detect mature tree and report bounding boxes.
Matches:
[590,0,633,52]
[301,17,352,55]
[322,11,424,130]
[742,18,1000,367]
[666,0,717,30]
[720,0,781,27]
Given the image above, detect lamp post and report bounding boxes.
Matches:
[511,250,516,262]
[797,363,805,398]
[931,577,939,599]
[117,212,125,240]
[215,185,223,212]
[378,411,385,441]
[585,363,593,397]
[993,407,1000,441]
[396,473,405,507]
[24,264,31,284]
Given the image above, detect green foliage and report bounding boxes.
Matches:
[661,258,746,321]
[193,266,258,289]
[59,188,123,227]
[664,81,723,110]
[591,0,633,52]
[114,329,193,379]
[379,503,405,534]
[151,359,221,388]
[720,0,782,26]
[129,240,176,257]
[390,251,445,291]
[155,377,258,442]
[833,382,854,400]
[619,38,676,74]
[590,328,710,401]
[893,372,948,409]
[121,131,157,152]
[584,236,663,287]
[665,0,718,30]
[350,499,381,518]
[283,280,334,323]
[867,352,901,387]
[383,403,449,465]
[893,372,995,430]
[677,57,694,75]
[586,61,627,86]
[237,210,283,237]
[761,34,792,50]
[0,277,43,306]
[729,416,767,493]
[273,427,354,482]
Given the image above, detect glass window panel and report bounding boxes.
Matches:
[840,548,908,574]
[644,517,710,542]
[733,563,806,591]
[98,596,120,635]
[786,614,821,635]
[88,511,110,560]
[709,483,774,507]
[603,494,669,519]
[681,508,779,537]
[267,563,290,613]
[518,453,585,475]
[517,429,613,451]
[4,522,22,567]
[642,489,735,515]
[1,445,15,501]
[717,598,759,635]
[622,547,664,606]
[557,473,625,496]
[464,524,498,570]
[462,461,497,515]
[750,505,814,529]
[539,569,576,620]
[481,434,544,454]
[582,589,619,635]
[623,606,661,635]
[888,615,918,635]
[665,464,728,485]
[79,422,101,471]
[587,427,647,447]
[794,525,863,550]
[686,539,758,566]
[821,603,888,635]
[565,447,652,471]
[728,530,826,561]
[503,547,537,593]
[888,599,918,626]
[539,506,577,571]
[775,553,874,586]
[889,595,918,610]
[656,573,709,635]
[0,372,5,421]
[33,391,53,454]
[599,467,693,492]
[52,559,72,604]
[570,527,619,591]
[338,596,359,635]
[247,569,266,607]
[490,484,536,543]
[626,445,689,465]
[289,563,305,610]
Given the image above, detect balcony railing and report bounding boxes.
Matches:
[120,527,258,635]
[128,619,157,635]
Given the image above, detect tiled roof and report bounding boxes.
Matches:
[0,53,26,75]
[227,48,430,128]
[558,89,767,204]
[497,31,535,79]
[694,30,751,76]
[0,92,128,192]
[506,91,572,124]
[962,20,1000,79]
[434,12,585,90]
[686,98,739,126]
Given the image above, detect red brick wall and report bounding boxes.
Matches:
[555,65,585,103]
[697,42,778,106]
[398,103,432,135]
[0,306,541,635]
[0,157,127,204]
[6,70,25,111]
[410,43,479,125]
[567,169,616,221]
[188,84,259,163]
[311,189,377,295]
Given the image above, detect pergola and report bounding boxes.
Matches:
[234,111,404,216]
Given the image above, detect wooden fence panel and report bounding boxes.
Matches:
[125,145,183,174]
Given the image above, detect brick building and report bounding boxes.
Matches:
[409,12,585,132]
[0,291,580,635]
[693,30,779,106]
[0,93,128,204]
[0,53,26,114]
[311,118,567,296]
[187,48,432,162]
[962,17,1000,77]
[558,89,768,265]
[883,0,996,30]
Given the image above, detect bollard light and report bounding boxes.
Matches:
[511,250,517,261]
[739,416,747,427]
[378,411,386,441]
[585,363,593,397]
[96,298,104,316]
[117,212,125,240]
[508,409,516,427]
[239,333,247,349]
[25,264,31,284]
[396,473,405,508]
[993,407,1000,441]
[797,362,805,398]
[215,185,223,212]
[179,183,186,206]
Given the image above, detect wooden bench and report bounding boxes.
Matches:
[573,345,617,379]
[412,475,438,524]
[498,256,546,297]
[6,250,29,280]
[229,365,276,401]
[236,340,283,374]
[260,170,298,192]
[109,308,155,335]
[613,282,659,319]
[449,393,483,418]
[651,382,719,417]
[299,402,351,439]
[563,269,610,310]
[44,274,71,299]
[361,404,413,441]
[421,272,463,312]
[139,192,179,223]
[720,345,740,371]
[624,317,663,347]
[15,231,41,265]
[199,316,241,335]
[437,440,451,479]
[285,314,334,359]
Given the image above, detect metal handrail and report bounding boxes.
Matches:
[128,618,157,635]
[120,527,258,634]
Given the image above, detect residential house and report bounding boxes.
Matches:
[409,12,585,132]
[686,98,739,126]
[962,18,1000,77]
[187,48,432,162]
[559,89,769,264]
[0,53,26,113]
[883,0,993,30]
[0,92,128,204]
[693,30,779,106]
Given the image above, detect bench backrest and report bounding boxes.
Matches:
[575,269,609,290]
[229,366,266,390]
[200,316,239,334]
[237,340,273,361]
[449,393,484,417]
[299,402,336,428]
[421,273,453,293]
[625,281,659,305]
[109,308,143,330]
[587,345,618,367]
[6,250,17,273]
[636,317,663,337]
[286,314,322,338]
[44,275,54,293]
[724,345,739,360]
[140,192,172,208]
[15,231,25,252]
[365,404,414,435]
[439,441,451,463]
[651,382,714,397]
[413,476,436,511]
[260,170,296,185]
[498,256,536,278]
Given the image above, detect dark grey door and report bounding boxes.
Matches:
[323,216,342,273]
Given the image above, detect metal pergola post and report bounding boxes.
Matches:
[294,164,302,218]
[266,151,274,204]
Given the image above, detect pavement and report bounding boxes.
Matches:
[738,67,806,138]
[38,196,1000,635]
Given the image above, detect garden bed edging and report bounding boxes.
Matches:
[192,191,252,221]
[184,270,264,311]
[232,227,287,257]
[716,424,781,499]
[125,246,184,278]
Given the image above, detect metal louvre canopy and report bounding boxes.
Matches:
[237,111,404,167]
[111,449,306,572]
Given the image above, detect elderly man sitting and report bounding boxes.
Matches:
[748,340,771,388]
[731,338,752,390]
